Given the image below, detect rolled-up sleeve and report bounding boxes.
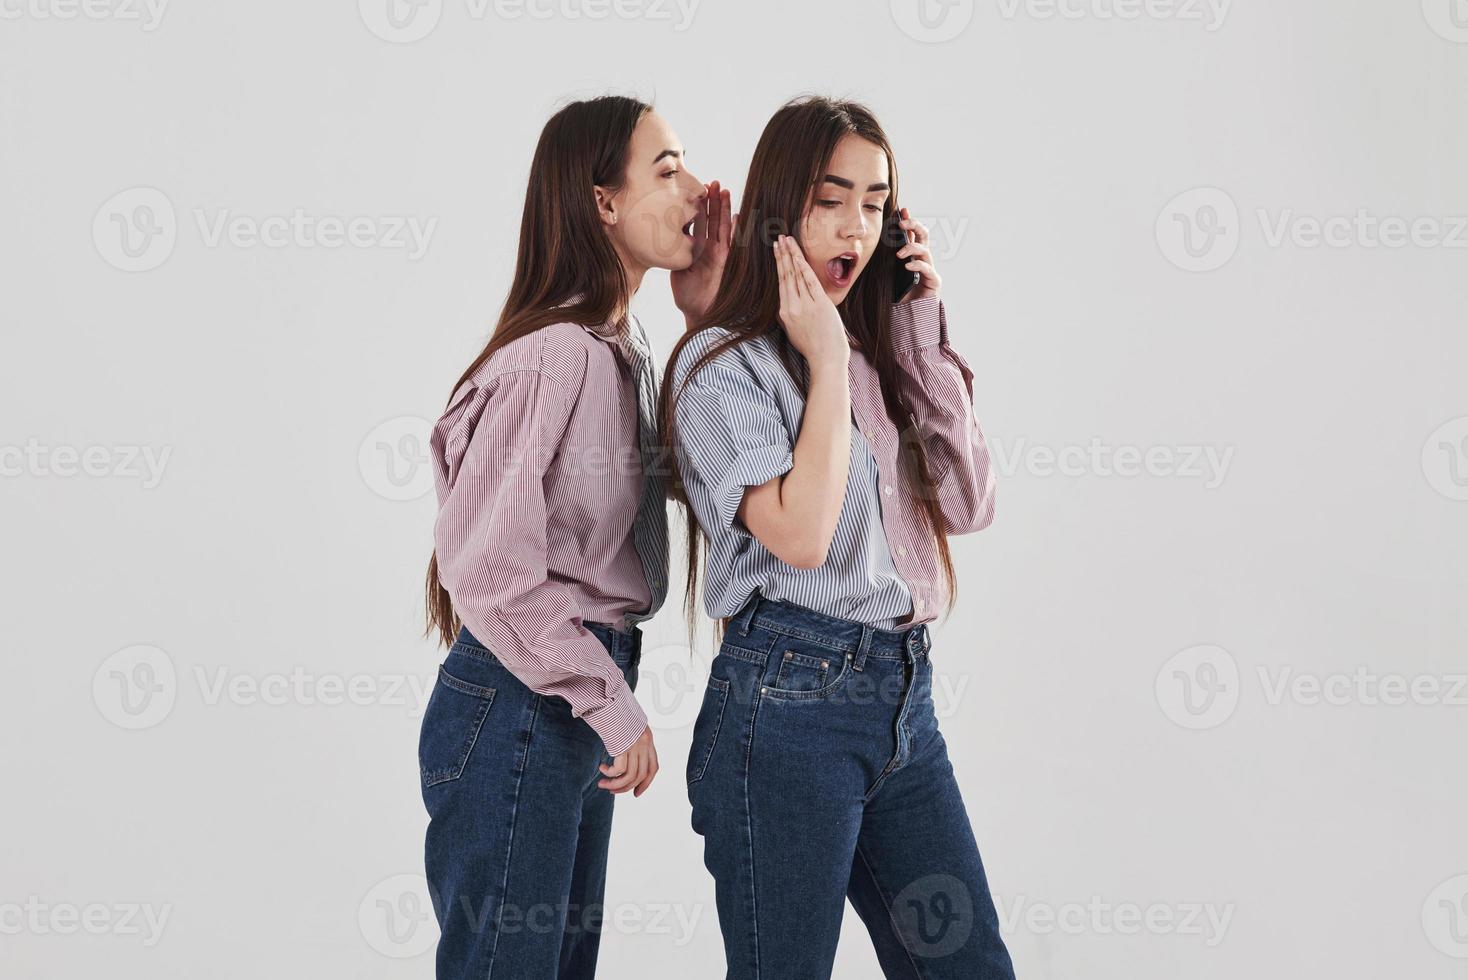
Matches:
[889,297,997,535]
[431,368,648,757]
[672,350,794,533]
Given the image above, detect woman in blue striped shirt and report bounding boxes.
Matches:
[659,96,1015,979]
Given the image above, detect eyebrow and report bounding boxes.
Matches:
[822,174,890,193]
[652,148,684,164]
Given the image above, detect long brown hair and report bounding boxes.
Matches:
[657,95,958,647]
[425,95,651,648]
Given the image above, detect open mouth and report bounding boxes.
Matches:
[682,218,697,239]
[826,252,858,288]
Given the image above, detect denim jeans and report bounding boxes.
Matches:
[686,590,1016,980]
[419,622,641,980]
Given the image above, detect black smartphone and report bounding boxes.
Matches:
[887,208,920,302]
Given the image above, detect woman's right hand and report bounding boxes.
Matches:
[774,235,849,369]
[597,725,658,797]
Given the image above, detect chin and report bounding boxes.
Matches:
[668,237,696,270]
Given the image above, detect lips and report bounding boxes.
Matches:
[681,216,697,239]
[825,252,858,287]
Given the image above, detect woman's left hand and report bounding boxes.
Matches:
[895,206,941,303]
[671,180,734,327]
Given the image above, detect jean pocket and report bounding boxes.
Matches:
[686,675,731,785]
[763,642,851,701]
[419,665,497,788]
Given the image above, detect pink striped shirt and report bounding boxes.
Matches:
[430,320,659,757]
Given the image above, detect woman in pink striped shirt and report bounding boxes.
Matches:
[417,96,730,980]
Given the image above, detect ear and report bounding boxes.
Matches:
[593,184,618,229]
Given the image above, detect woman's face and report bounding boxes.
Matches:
[799,133,892,304]
[601,110,706,275]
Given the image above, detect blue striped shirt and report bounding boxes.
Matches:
[669,298,996,630]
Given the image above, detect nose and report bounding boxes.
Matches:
[682,167,705,200]
[837,209,866,241]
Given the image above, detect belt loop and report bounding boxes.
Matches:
[733,589,760,637]
[852,624,872,672]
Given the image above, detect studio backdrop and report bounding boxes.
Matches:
[2,0,1465,977]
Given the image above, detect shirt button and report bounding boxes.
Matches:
[882,484,893,496]
[897,546,907,557]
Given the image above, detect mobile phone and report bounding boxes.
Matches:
[887,208,920,303]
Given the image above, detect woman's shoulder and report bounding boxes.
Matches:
[672,325,781,387]
[463,320,598,396]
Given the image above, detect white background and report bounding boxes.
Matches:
[2,0,1466,977]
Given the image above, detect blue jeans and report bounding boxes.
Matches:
[686,591,1016,979]
[419,623,640,980]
